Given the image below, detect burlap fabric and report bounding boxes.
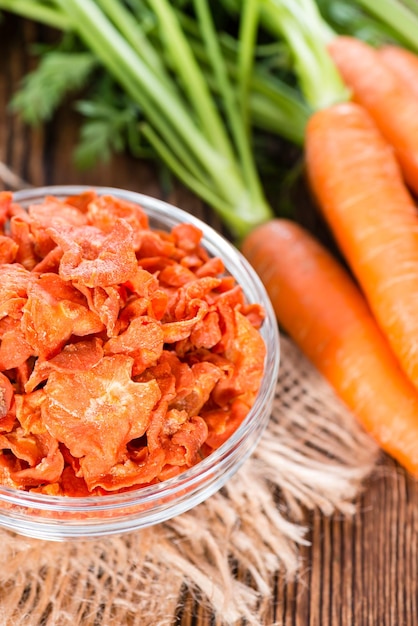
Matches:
[0,336,379,625]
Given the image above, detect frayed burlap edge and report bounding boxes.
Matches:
[0,336,379,626]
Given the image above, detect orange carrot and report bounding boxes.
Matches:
[242,218,418,475]
[304,100,418,393]
[328,35,418,196]
[379,44,418,99]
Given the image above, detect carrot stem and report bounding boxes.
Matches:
[52,0,273,238]
[258,0,350,109]
[356,0,418,54]
[0,0,70,30]
[237,0,259,134]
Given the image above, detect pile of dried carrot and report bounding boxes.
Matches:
[243,36,418,476]
[0,191,266,496]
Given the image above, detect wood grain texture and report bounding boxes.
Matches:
[0,14,417,626]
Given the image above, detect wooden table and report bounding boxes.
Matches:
[1,15,417,626]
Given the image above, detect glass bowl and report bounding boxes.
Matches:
[0,185,280,541]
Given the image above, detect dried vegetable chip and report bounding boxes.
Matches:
[0,325,33,370]
[10,215,39,270]
[29,196,89,228]
[87,194,148,249]
[43,355,161,489]
[48,219,138,287]
[0,430,64,488]
[76,284,125,337]
[0,372,14,430]
[0,263,34,320]
[0,236,18,265]
[25,337,104,393]
[0,191,266,496]
[22,273,104,359]
[65,190,97,213]
[104,316,164,376]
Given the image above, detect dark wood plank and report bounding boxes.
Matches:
[0,13,417,626]
[278,461,418,626]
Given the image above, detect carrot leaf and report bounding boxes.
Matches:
[10,51,97,125]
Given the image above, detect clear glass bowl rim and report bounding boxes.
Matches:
[0,185,280,514]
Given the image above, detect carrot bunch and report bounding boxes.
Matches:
[243,22,418,476]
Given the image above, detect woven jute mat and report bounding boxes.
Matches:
[0,336,379,625]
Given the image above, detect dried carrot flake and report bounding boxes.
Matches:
[49,219,138,287]
[22,273,104,359]
[0,372,14,419]
[43,354,161,487]
[0,236,18,264]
